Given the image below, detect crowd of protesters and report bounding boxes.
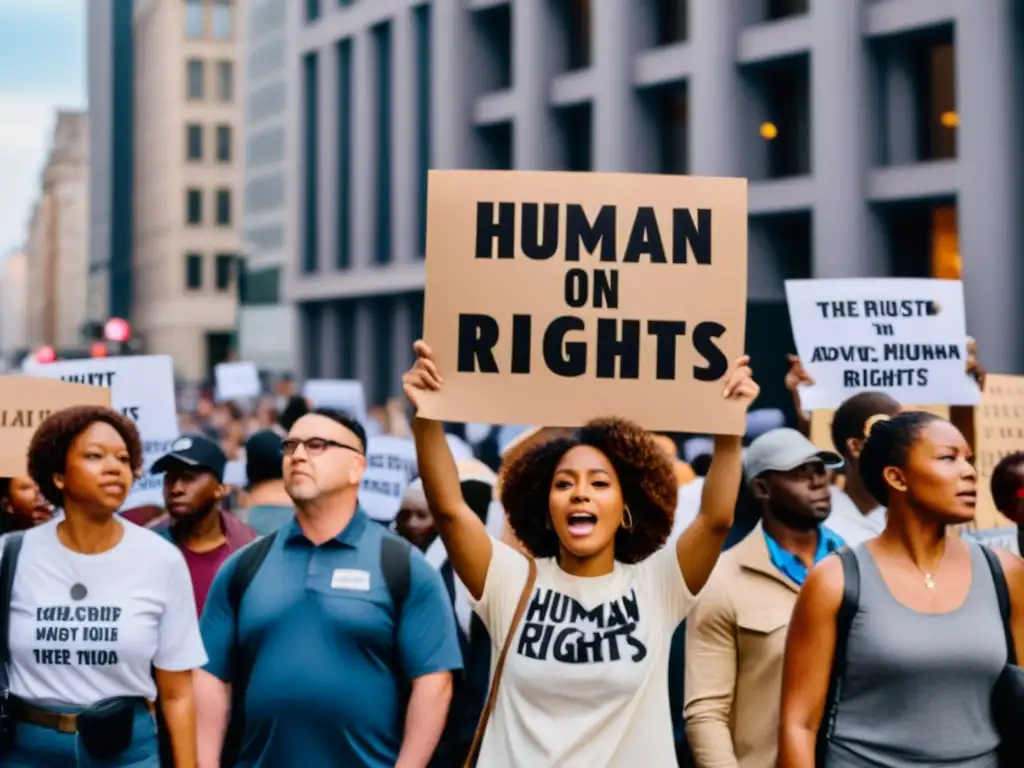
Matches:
[0,339,1021,768]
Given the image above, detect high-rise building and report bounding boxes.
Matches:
[239,0,295,374]
[288,0,1024,410]
[86,0,135,329]
[132,0,243,384]
[24,111,90,352]
[0,251,29,368]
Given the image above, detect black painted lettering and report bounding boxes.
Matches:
[542,317,587,377]
[592,269,618,309]
[596,319,641,379]
[564,269,588,308]
[510,314,532,374]
[692,322,729,381]
[647,320,687,380]
[673,208,712,264]
[623,207,667,264]
[475,201,515,259]
[521,203,560,260]
[565,204,616,262]
[456,314,499,373]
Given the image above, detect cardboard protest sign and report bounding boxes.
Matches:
[967,374,1024,531]
[809,404,950,453]
[215,361,260,402]
[419,170,749,433]
[0,377,112,477]
[302,379,367,425]
[22,355,180,510]
[785,278,980,411]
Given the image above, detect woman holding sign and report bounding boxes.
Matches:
[1,405,206,767]
[403,340,759,767]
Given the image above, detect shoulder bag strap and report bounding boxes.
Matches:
[464,557,537,768]
[980,544,1016,665]
[0,532,25,695]
[815,546,860,767]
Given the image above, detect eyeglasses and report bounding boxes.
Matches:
[282,437,363,457]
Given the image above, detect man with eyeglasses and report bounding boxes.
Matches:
[194,407,463,768]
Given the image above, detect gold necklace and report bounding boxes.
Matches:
[922,572,936,589]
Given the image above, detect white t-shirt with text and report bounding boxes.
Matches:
[3,518,208,705]
[470,540,697,767]
[827,486,886,546]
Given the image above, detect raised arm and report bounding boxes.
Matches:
[785,354,814,438]
[778,557,844,768]
[675,356,759,593]
[404,340,493,599]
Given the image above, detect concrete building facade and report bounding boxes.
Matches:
[288,0,1024,408]
[132,0,243,384]
[0,251,28,368]
[238,0,296,373]
[86,0,136,328]
[24,111,90,352]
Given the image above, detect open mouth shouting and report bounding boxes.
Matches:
[567,512,598,538]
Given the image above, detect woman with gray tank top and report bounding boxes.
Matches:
[778,411,1024,767]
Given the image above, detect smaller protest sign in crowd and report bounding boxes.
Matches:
[0,168,1022,768]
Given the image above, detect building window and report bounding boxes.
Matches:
[337,39,352,269]
[302,52,319,274]
[566,0,591,71]
[185,253,203,289]
[931,205,960,279]
[654,1,688,45]
[371,296,395,404]
[211,0,232,39]
[652,82,688,175]
[753,55,811,179]
[478,122,513,170]
[216,189,232,225]
[414,5,431,257]
[186,0,204,38]
[217,61,234,101]
[919,41,956,161]
[216,125,231,162]
[215,253,234,290]
[186,188,203,224]
[373,22,392,266]
[186,124,203,161]
[187,59,205,100]
[306,0,320,23]
[473,4,512,92]
[557,104,593,171]
[766,0,809,22]
[239,266,280,305]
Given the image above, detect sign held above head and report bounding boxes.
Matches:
[417,169,749,435]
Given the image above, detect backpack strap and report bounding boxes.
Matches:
[0,532,25,695]
[464,556,536,768]
[380,535,411,620]
[980,544,1017,665]
[816,546,860,765]
[221,532,278,766]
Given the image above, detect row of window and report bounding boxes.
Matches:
[186,0,233,40]
[306,0,356,24]
[187,59,234,102]
[184,252,236,292]
[186,188,233,226]
[186,123,232,162]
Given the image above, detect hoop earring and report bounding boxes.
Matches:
[621,505,634,531]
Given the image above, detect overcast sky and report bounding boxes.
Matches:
[0,0,86,261]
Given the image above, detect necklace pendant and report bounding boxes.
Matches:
[924,574,936,589]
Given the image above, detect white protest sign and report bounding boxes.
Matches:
[22,355,180,510]
[303,379,367,425]
[359,435,418,523]
[215,362,260,402]
[784,278,980,411]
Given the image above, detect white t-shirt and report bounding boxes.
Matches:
[3,518,208,705]
[470,540,697,767]
[827,486,886,546]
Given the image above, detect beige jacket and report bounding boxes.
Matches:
[684,526,800,768]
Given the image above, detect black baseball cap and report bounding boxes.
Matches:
[152,433,228,482]
[245,429,284,488]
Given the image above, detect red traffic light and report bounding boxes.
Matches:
[35,345,56,364]
[104,317,131,343]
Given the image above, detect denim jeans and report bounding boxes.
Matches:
[5,701,160,767]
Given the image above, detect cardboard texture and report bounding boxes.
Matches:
[419,170,749,434]
[969,374,1024,530]
[0,377,112,477]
